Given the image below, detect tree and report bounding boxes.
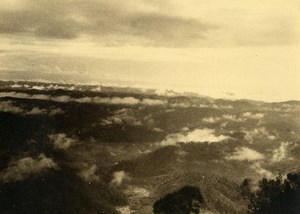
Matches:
[248,172,300,214]
[153,185,204,214]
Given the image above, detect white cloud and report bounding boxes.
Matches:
[132,187,150,197]
[212,104,233,109]
[111,171,129,186]
[95,97,140,105]
[160,128,228,146]
[242,112,264,119]
[11,84,22,88]
[250,162,275,179]
[32,85,46,90]
[47,84,75,91]
[1,154,57,182]
[49,108,64,116]
[48,133,75,150]
[78,164,99,182]
[25,107,47,115]
[153,127,164,132]
[116,206,132,214]
[101,108,142,126]
[223,114,245,122]
[141,98,167,106]
[271,142,296,162]
[226,147,265,161]
[202,116,221,123]
[0,100,24,114]
[243,127,276,143]
[0,92,166,106]
[0,100,63,116]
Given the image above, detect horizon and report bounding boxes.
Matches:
[0,79,299,103]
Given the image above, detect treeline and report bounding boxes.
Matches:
[153,172,300,214]
[242,172,300,214]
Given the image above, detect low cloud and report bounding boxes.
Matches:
[262,104,300,113]
[212,104,233,110]
[32,85,46,90]
[25,107,47,115]
[160,128,228,146]
[48,133,76,150]
[0,100,63,116]
[101,108,142,126]
[226,147,265,161]
[243,127,276,143]
[0,92,166,106]
[242,112,264,119]
[25,107,64,116]
[271,142,296,163]
[111,171,130,186]
[49,108,64,116]
[222,114,245,122]
[1,154,57,182]
[153,127,164,132]
[116,206,132,214]
[0,100,24,114]
[203,113,261,124]
[78,164,99,182]
[250,162,275,179]
[141,98,167,106]
[202,116,221,123]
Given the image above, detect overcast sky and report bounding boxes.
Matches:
[0,0,299,101]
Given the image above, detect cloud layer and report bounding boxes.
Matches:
[226,147,265,161]
[0,100,64,116]
[1,154,57,182]
[160,128,228,146]
[0,0,213,47]
[48,133,75,150]
[271,142,296,163]
[0,92,167,106]
[111,171,129,186]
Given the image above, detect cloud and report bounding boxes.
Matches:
[48,133,75,150]
[128,13,213,46]
[49,108,64,116]
[25,107,47,115]
[95,97,140,105]
[0,0,214,47]
[212,104,233,110]
[111,171,130,186]
[0,92,167,106]
[160,128,228,146]
[0,100,24,114]
[153,127,164,132]
[25,107,64,116]
[242,112,264,119]
[250,162,275,179]
[116,206,132,214]
[101,108,142,126]
[226,147,265,161]
[78,164,99,182]
[222,114,245,122]
[1,154,57,182]
[202,116,221,123]
[0,100,63,116]
[243,127,276,143]
[32,85,46,90]
[141,98,167,106]
[47,84,75,91]
[270,142,296,162]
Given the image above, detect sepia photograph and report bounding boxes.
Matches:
[0,0,299,213]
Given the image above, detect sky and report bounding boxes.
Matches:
[0,0,299,101]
